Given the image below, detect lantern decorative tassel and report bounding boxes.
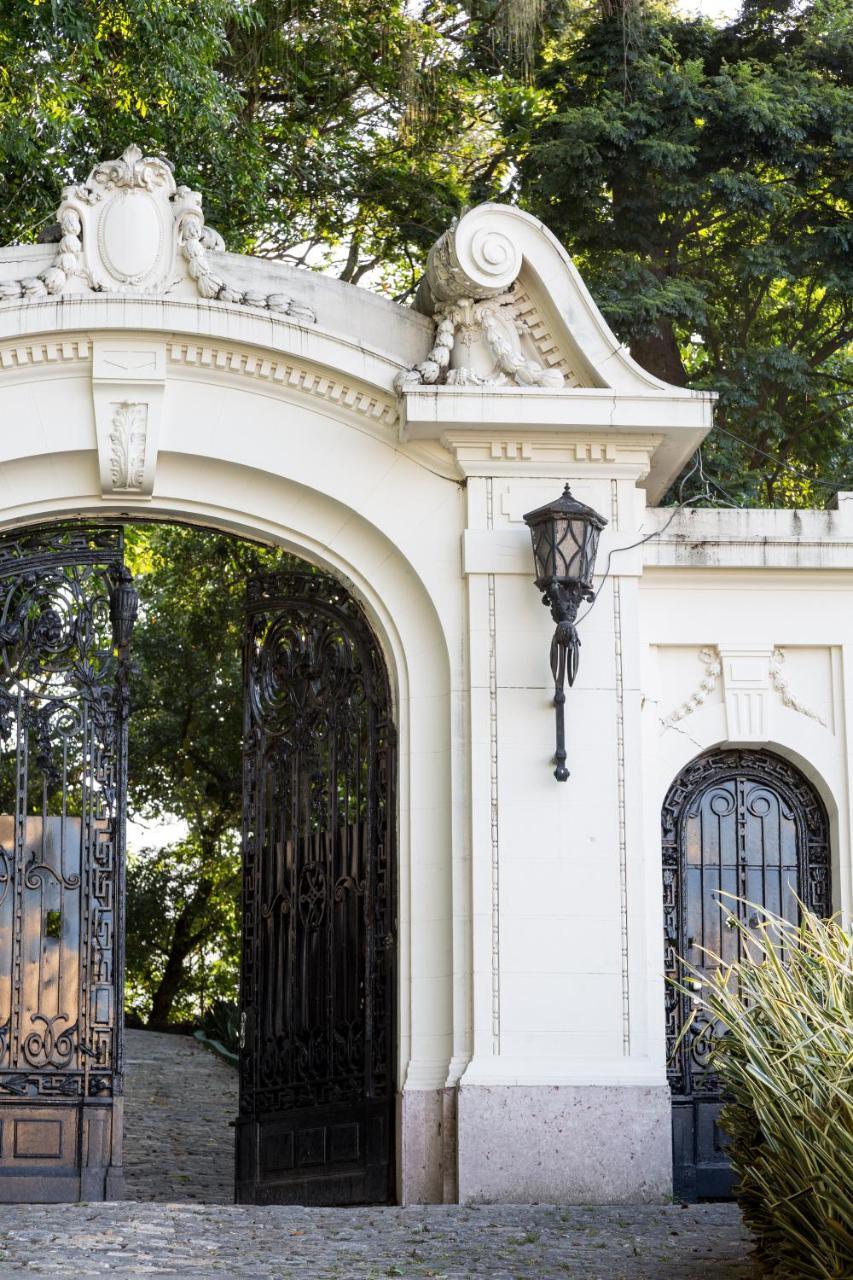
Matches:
[109,563,139,723]
[544,581,594,781]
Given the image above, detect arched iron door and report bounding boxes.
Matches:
[662,749,831,1201]
[0,525,136,1202]
[237,571,396,1205]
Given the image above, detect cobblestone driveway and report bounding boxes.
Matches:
[123,1028,238,1202]
[0,1031,756,1277]
[0,1202,754,1278]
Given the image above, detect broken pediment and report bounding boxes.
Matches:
[397,203,715,502]
[0,145,314,323]
[397,202,693,396]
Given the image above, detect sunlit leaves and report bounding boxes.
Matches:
[125,834,241,1024]
[122,523,294,1025]
[0,1,504,292]
[1,0,848,497]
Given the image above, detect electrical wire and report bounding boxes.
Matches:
[574,451,706,625]
[710,424,853,494]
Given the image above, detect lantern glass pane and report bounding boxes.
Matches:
[552,517,601,588]
[551,517,581,581]
[531,525,555,581]
[583,525,602,588]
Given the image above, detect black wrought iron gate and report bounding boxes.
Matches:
[662,749,831,1201]
[0,525,136,1202]
[236,571,396,1205]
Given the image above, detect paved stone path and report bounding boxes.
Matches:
[0,1030,756,1276]
[0,1202,755,1277]
[123,1027,238,1203]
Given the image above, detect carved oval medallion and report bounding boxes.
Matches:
[99,190,163,285]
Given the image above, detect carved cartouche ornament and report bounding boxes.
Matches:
[0,144,315,323]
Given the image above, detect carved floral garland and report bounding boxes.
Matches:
[174,198,314,321]
[662,645,828,730]
[663,648,722,727]
[395,289,564,391]
[769,648,826,726]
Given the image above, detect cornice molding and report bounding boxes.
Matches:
[0,297,413,405]
[0,332,399,433]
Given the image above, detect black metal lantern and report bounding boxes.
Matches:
[523,483,607,781]
[108,562,139,721]
[109,563,138,651]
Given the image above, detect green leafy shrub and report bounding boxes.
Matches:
[680,900,853,1279]
[203,999,240,1057]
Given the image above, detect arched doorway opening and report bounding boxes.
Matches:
[0,519,397,1205]
[661,748,832,1202]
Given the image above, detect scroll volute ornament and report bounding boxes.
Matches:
[416,205,523,311]
[397,204,565,390]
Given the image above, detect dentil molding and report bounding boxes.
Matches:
[440,431,661,479]
[0,337,91,372]
[167,340,398,428]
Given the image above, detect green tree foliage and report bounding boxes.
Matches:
[123,523,291,1026]
[498,0,852,503]
[0,0,248,246]
[125,835,241,1026]
[0,0,848,498]
[0,0,488,291]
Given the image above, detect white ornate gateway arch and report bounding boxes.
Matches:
[1,145,851,1206]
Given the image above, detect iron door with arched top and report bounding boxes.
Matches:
[236,571,396,1205]
[662,750,831,1201]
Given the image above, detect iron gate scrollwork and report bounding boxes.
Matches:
[237,570,396,1205]
[662,748,831,1201]
[0,524,136,1202]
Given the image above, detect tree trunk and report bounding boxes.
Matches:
[147,942,191,1029]
[630,321,689,386]
[146,876,215,1029]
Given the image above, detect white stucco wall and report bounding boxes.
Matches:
[1,180,850,1206]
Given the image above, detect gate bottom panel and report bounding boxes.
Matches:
[672,1098,736,1203]
[236,1098,395,1206]
[0,1099,118,1203]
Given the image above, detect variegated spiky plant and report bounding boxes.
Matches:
[675,899,853,1279]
